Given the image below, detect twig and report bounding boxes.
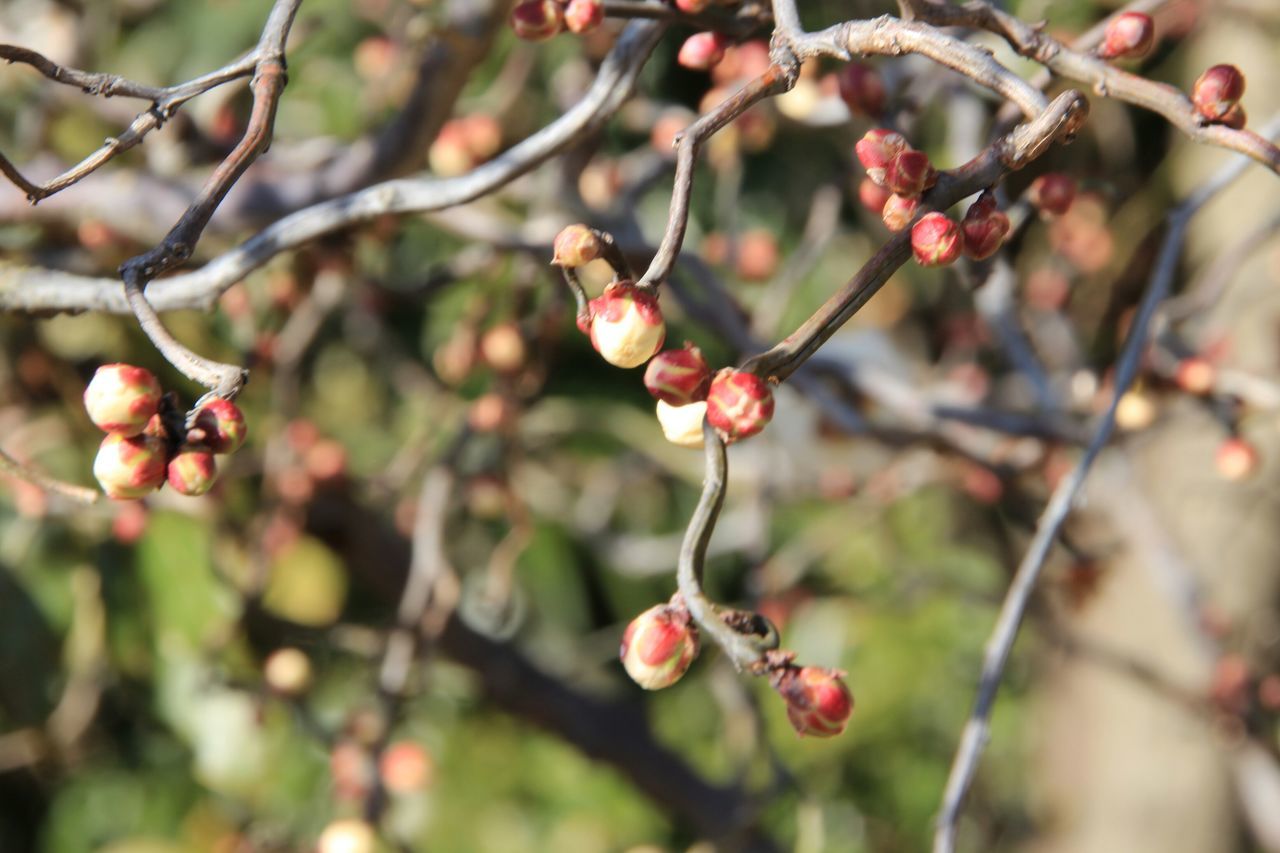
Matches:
[0,47,258,201]
[931,114,1280,853]
[0,445,99,505]
[0,21,667,316]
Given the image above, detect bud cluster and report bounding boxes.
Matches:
[510,0,605,40]
[855,129,945,240]
[85,363,247,500]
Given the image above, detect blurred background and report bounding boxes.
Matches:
[2,0,1280,850]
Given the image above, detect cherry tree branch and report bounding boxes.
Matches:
[931,114,1280,853]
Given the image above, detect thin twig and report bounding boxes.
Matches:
[0,445,99,505]
[931,114,1280,853]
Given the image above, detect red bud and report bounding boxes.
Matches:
[1192,64,1245,122]
[552,223,605,268]
[1098,12,1155,60]
[881,193,920,232]
[644,345,713,406]
[84,364,162,436]
[167,448,219,496]
[858,178,893,216]
[837,62,886,117]
[705,369,774,442]
[620,602,700,689]
[678,32,731,71]
[93,433,167,499]
[584,280,666,368]
[884,149,936,197]
[772,665,854,737]
[960,192,1011,260]
[192,398,247,454]
[510,0,563,41]
[1028,173,1076,216]
[910,212,961,267]
[855,128,909,186]
[563,0,604,34]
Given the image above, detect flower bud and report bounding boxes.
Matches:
[857,177,893,216]
[644,345,712,405]
[706,369,774,442]
[772,665,854,737]
[1028,173,1076,216]
[83,364,162,436]
[1115,390,1156,431]
[1216,437,1259,481]
[1098,12,1155,60]
[564,0,604,34]
[552,224,604,268]
[677,32,730,71]
[675,0,710,12]
[620,602,699,690]
[910,212,961,267]
[855,128,910,186]
[264,647,312,696]
[960,192,1011,260]
[584,280,666,368]
[884,149,936,197]
[1175,356,1215,395]
[880,192,920,232]
[167,448,219,496]
[656,399,708,448]
[93,432,167,499]
[837,62,886,117]
[510,0,562,41]
[192,398,247,454]
[1192,64,1245,122]
[379,741,434,793]
[318,819,376,853]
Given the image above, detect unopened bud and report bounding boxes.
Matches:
[880,192,920,232]
[84,364,162,436]
[584,280,666,368]
[1028,173,1076,216]
[675,0,710,12]
[644,345,712,406]
[93,433,167,499]
[1115,389,1157,431]
[884,149,935,197]
[656,399,708,448]
[910,212,961,267]
[858,177,893,216]
[677,32,730,71]
[1192,64,1245,122]
[552,224,604,268]
[167,448,218,496]
[837,62,886,117]
[192,398,247,454]
[772,665,854,737]
[1098,12,1155,60]
[960,192,1011,260]
[1216,437,1259,481]
[317,819,376,853]
[706,369,774,442]
[510,0,563,41]
[264,647,312,696]
[620,602,700,690]
[1175,356,1215,395]
[564,0,604,34]
[379,741,434,794]
[854,128,909,186]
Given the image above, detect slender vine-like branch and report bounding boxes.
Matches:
[0,20,667,316]
[909,0,1280,174]
[0,446,99,505]
[0,47,258,201]
[931,115,1280,853]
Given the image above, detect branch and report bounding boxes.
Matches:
[0,46,257,201]
[0,20,667,316]
[0,445,99,505]
[931,114,1280,853]
[910,0,1280,174]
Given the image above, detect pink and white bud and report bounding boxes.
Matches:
[677,32,730,72]
[837,62,886,117]
[584,280,666,368]
[1098,12,1155,60]
[880,193,920,232]
[644,345,713,406]
[910,212,962,267]
[93,432,167,500]
[1175,356,1215,395]
[379,741,434,793]
[167,448,218,496]
[1193,64,1245,122]
[317,819,376,853]
[855,128,910,186]
[772,665,854,737]
[705,369,774,443]
[564,0,604,34]
[656,400,708,448]
[858,177,893,216]
[675,0,711,12]
[884,149,935,197]
[1028,173,1076,216]
[192,398,247,454]
[83,364,162,436]
[552,224,604,268]
[960,192,1011,260]
[1216,437,1259,482]
[509,0,562,41]
[620,602,700,690]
